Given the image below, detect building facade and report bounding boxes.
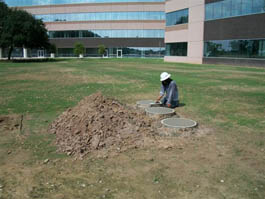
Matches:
[164,0,265,66]
[3,0,165,58]
[2,0,265,66]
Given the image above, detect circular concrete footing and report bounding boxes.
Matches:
[158,118,197,137]
[161,118,197,129]
[136,100,161,108]
[145,107,175,119]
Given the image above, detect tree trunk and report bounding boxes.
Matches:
[8,46,13,60]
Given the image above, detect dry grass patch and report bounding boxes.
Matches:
[103,66,126,72]
[1,67,129,86]
[3,67,77,82]
[123,92,157,104]
[205,68,265,76]
[218,85,265,92]
[124,63,204,74]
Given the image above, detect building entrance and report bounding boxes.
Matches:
[38,50,45,58]
[117,49,122,58]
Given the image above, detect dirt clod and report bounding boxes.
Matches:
[0,115,21,131]
[49,93,154,158]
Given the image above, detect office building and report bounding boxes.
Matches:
[3,0,265,66]
[3,0,165,58]
[165,0,265,66]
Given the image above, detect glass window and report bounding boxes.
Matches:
[166,9,188,26]
[129,12,140,20]
[128,30,143,38]
[95,13,105,21]
[36,12,164,22]
[57,48,75,57]
[204,39,265,59]
[112,30,127,38]
[5,0,165,7]
[258,40,265,57]
[48,29,164,38]
[242,0,252,15]
[232,0,242,16]
[252,0,265,13]
[205,3,214,20]
[205,0,265,21]
[166,42,187,56]
[144,30,154,38]
[213,2,222,19]
[148,12,162,20]
[82,30,95,37]
[112,12,120,20]
[93,30,101,38]
[85,48,100,57]
[222,0,232,18]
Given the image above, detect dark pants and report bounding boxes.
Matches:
[161,97,179,108]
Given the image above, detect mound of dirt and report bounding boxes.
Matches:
[49,93,155,158]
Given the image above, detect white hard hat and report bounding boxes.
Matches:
[160,72,171,81]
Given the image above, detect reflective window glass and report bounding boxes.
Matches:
[112,12,120,20]
[35,12,164,22]
[232,0,242,16]
[166,9,188,26]
[222,0,232,18]
[166,42,187,56]
[129,12,140,20]
[81,30,94,37]
[252,0,265,13]
[204,39,265,58]
[213,2,222,19]
[48,29,164,38]
[242,0,252,15]
[205,0,265,21]
[5,0,165,7]
[127,30,143,38]
[205,3,214,20]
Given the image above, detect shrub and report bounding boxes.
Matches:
[74,42,85,56]
[98,45,106,57]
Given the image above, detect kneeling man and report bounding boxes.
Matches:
[156,72,179,108]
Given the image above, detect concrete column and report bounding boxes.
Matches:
[23,47,28,58]
[0,48,2,59]
[187,0,205,64]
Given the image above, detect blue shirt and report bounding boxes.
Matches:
[160,80,178,104]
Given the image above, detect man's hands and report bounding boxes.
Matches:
[156,96,162,103]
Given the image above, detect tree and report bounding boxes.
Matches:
[0,2,50,60]
[73,42,85,57]
[0,2,8,20]
[98,44,106,57]
[49,43,57,54]
[0,2,9,36]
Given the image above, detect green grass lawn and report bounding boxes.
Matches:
[0,58,264,199]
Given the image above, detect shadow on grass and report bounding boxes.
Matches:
[178,103,186,107]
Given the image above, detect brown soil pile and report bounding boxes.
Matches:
[49,93,154,157]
